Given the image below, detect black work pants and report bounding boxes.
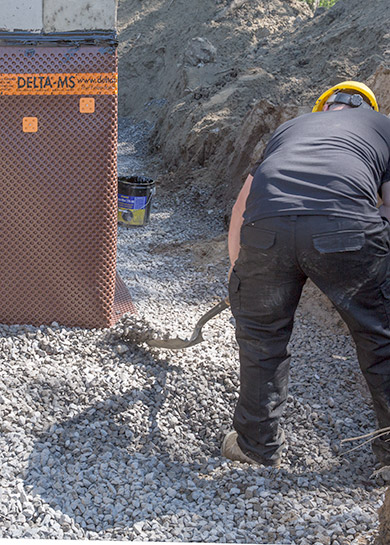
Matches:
[229,215,390,465]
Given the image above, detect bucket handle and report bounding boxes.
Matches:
[137,186,156,210]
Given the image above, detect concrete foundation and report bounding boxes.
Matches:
[0,0,117,32]
[0,0,42,32]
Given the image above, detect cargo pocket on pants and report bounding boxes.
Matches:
[312,230,365,253]
[241,224,276,250]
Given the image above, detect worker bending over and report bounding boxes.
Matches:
[223,81,390,468]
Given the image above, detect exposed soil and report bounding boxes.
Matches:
[117,0,390,216]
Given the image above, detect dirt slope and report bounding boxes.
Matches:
[118,0,390,217]
[117,0,311,120]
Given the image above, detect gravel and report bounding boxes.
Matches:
[0,118,385,544]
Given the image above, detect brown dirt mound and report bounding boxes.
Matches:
[118,0,390,216]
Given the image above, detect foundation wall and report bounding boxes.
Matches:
[0,0,43,32]
[0,0,117,32]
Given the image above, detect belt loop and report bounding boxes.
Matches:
[289,215,298,222]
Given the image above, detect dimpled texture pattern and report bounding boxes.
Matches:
[0,44,135,328]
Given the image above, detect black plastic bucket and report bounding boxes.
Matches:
[118,176,155,227]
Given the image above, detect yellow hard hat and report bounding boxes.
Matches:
[312,81,379,112]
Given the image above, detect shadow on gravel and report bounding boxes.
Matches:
[23,339,378,537]
[23,342,220,534]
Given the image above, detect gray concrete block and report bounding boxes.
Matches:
[0,0,43,31]
[43,0,117,32]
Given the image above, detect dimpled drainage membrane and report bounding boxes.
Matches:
[0,34,135,328]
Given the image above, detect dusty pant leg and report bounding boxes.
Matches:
[297,217,390,465]
[333,299,390,465]
[229,218,306,463]
[345,320,390,465]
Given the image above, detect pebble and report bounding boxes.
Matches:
[116,344,129,355]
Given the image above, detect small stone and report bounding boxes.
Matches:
[184,37,217,66]
[166,487,176,497]
[244,485,257,499]
[116,344,129,354]
[134,521,144,533]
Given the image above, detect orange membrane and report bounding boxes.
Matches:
[0,72,118,95]
[0,41,134,328]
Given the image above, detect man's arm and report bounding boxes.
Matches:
[228,174,253,269]
[379,181,390,221]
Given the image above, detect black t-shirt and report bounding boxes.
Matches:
[244,109,390,224]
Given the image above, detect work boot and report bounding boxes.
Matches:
[221,431,281,468]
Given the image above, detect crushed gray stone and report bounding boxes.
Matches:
[0,118,385,544]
